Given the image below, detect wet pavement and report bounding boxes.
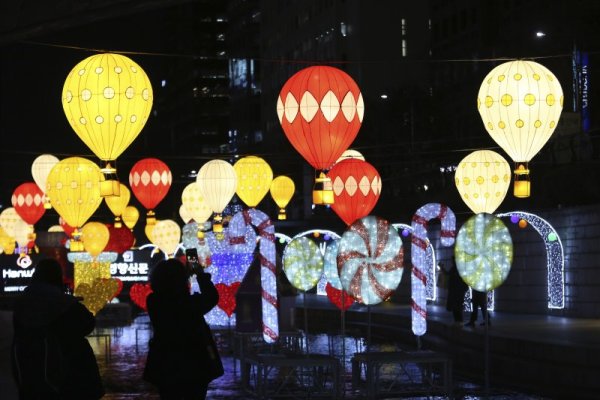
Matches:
[92,313,549,399]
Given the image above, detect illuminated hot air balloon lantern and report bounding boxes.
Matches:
[455,150,511,214]
[477,60,563,198]
[122,205,140,231]
[31,154,59,209]
[233,156,273,208]
[336,149,365,163]
[46,157,104,251]
[129,158,172,236]
[104,183,131,228]
[152,219,181,258]
[62,53,153,196]
[81,222,110,259]
[181,182,213,238]
[270,176,295,220]
[328,158,382,226]
[277,66,364,205]
[11,182,46,251]
[196,159,237,234]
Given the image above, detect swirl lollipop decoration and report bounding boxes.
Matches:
[337,216,404,305]
[283,237,324,291]
[455,213,513,292]
[411,203,456,336]
[323,239,355,310]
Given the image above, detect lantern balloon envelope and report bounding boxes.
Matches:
[11,182,45,226]
[455,213,513,292]
[270,176,295,220]
[46,157,104,229]
[179,204,193,224]
[31,154,59,208]
[62,53,153,173]
[181,182,213,224]
[283,237,324,291]
[152,219,181,257]
[233,156,273,208]
[104,183,131,227]
[328,158,382,226]
[13,219,31,250]
[454,150,511,214]
[477,60,563,198]
[335,149,365,164]
[196,160,237,231]
[0,207,23,238]
[122,205,140,230]
[129,158,172,223]
[81,222,110,258]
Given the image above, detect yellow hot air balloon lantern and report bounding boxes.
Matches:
[270,176,295,220]
[13,219,32,255]
[477,60,563,198]
[31,154,60,209]
[152,219,181,258]
[46,157,104,251]
[233,156,273,208]
[62,53,153,195]
[122,205,140,231]
[81,222,110,258]
[105,184,131,228]
[196,160,237,234]
[455,150,511,214]
[181,182,212,222]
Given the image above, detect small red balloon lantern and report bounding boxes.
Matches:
[11,182,45,225]
[129,158,172,223]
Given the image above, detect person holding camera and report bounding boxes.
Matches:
[11,258,104,400]
[143,257,223,400]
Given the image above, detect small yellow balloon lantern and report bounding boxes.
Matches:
[31,154,60,209]
[122,205,140,231]
[105,184,131,228]
[181,182,212,224]
[62,53,153,194]
[81,222,110,258]
[0,207,22,238]
[13,219,31,254]
[179,204,193,224]
[196,160,237,233]
[477,60,563,198]
[233,156,273,208]
[152,219,181,257]
[270,176,295,220]
[455,150,511,214]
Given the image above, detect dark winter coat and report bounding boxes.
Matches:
[446,265,468,311]
[144,271,222,387]
[11,282,104,400]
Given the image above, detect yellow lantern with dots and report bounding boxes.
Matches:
[81,221,110,258]
[477,60,563,198]
[455,150,511,214]
[104,184,130,228]
[122,205,140,230]
[233,156,273,208]
[181,182,212,224]
[62,53,153,194]
[270,176,295,220]
[152,219,181,257]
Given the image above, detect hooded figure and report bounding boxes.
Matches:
[11,258,104,400]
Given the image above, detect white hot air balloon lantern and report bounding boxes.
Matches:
[196,160,237,234]
[31,154,60,209]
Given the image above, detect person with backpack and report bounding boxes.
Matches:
[11,258,104,400]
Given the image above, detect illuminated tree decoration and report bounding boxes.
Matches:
[411,203,456,336]
[62,53,153,183]
[104,183,130,228]
[31,154,60,209]
[455,150,511,214]
[328,158,382,226]
[233,156,273,208]
[152,220,181,258]
[81,222,110,258]
[455,213,513,292]
[129,158,172,225]
[196,159,238,233]
[270,176,295,220]
[181,182,212,224]
[122,205,140,231]
[283,237,324,291]
[477,60,563,198]
[337,216,403,305]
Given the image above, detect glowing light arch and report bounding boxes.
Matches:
[496,211,564,309]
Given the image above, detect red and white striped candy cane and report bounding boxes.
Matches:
[229,209,279,343]
[411,203,456,336]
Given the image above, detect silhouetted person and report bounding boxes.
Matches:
[465,289,490,327]
[11,258,104,400]
[144,258,223,400]
[445,260,468,324]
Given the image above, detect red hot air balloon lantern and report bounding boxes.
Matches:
[11,182,45,226]
[328,158,382,226]
[129,158,172,225]
[277,66,364,204]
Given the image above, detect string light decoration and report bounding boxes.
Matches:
[337,216,404,305]
[130,282,152,311]
[411,203,456,336]
[325,282,354,310]
[228,209,278,343]
[497,211,564,309]
[323,239,342,290]
[283,237,324,291]
[75,277,121,315]
[455,213,513,292]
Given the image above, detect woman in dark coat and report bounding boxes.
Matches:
[11,258,104,400]
[144,258,223,400]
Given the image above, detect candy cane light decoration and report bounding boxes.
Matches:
[411,203,456,336]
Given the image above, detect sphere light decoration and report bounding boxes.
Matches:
[328,158,382,226]
[277,66,364,205]
[152,219,181,258]
[455,150,511,214]
[62,53,153,194]
[196,159,237,233]
[283,237,324,291]
[477,60,563,198]
[31,154,59,209]
[122,205,140,230]
[129,158,172,226]
[337,216,403,305]
[81,222,110,258]
[455,213,513,292]
[104,183,130,228]
[411,204,456,336]
[233,156,273,208]
[270,176,295,220]
[181,182,212,224]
